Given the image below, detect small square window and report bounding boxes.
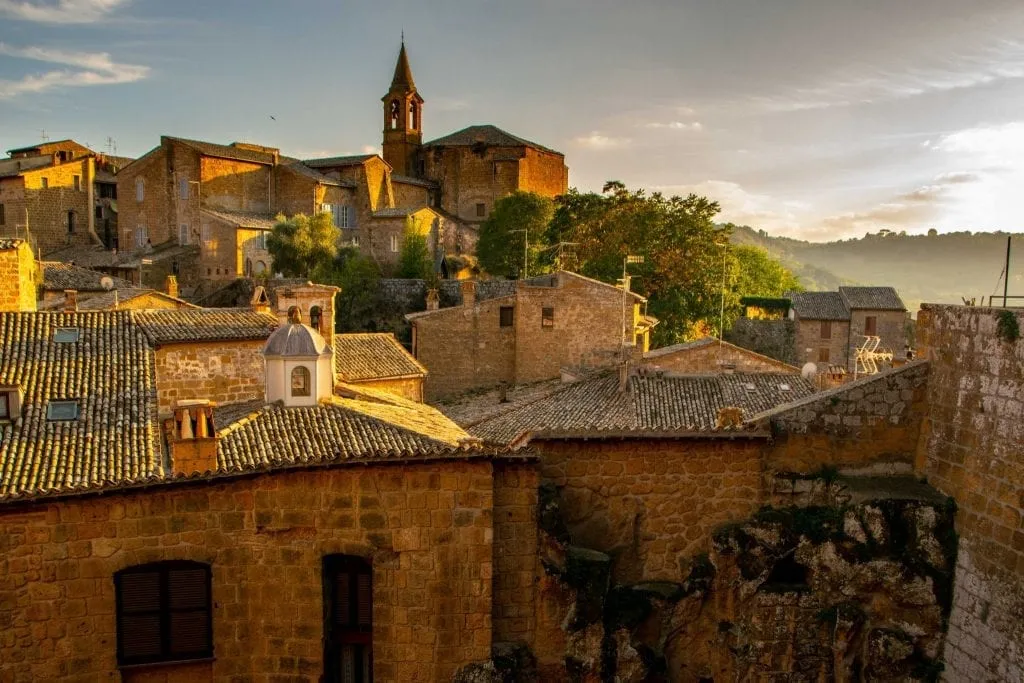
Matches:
[47,400,79,421]
[499,306,514,328]
[475,203,486,218]
[53,327,80,343]
[542,307,554,328]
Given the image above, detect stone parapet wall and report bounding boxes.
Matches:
[915,303,1024,681]
[153,339,267,416]
[725,318,797,365]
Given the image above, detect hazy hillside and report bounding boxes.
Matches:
[730,226,1023,314]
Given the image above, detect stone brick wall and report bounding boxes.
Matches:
[915,304,1024,681]
[794,318,851,368]
[536,438,765,581]
[199,157,271,214]
[152,340,267,416]
[848,309,907,372]
[3,158,96,255]
[0,461,496,682]
[0,242,37,312]
[518,148,569,198]
[236,227,272,278]
[118,147,171,253]
[170,141,202,248]
[725,318,797,365]
[643,340,799,375]
[492,461,539,645]
[760,361,929,473]
[391,179,431,211]
[346,377,423,403]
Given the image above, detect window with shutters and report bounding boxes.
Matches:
[818,347,830,363]
[114,561,213,667]
[864,315,877,336]
[820,320,831,340]
[323,555,372,683]
[499,306,514,328]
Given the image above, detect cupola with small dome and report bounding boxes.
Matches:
[263,308,334,407]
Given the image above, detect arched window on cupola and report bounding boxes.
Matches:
[309,306,323,332]
[290,366,310,397]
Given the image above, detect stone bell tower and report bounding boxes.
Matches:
[381,40,424,176]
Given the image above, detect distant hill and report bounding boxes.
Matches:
[729,226,1023,314]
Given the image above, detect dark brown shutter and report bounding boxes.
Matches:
[119,571,162,659]
[334,573,352,627]
[168,568,207,609]
[356,573,372,627]
[170,611,210,654]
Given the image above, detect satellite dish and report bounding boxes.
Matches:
[100,276,115,291]
[801,362,818,380]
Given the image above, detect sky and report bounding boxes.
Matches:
[3,0,1024,241]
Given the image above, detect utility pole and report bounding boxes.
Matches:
[1003,235,1011,307]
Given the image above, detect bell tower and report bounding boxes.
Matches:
[382,40,424,176]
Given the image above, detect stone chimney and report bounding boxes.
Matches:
[165,275,179,299]
[460,280,477,307]
[426,288,440,311]
[166,400,219,476]
[63,289,78,312]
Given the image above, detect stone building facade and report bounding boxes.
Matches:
[643,337,800,375]
[407,271,657,401]
[0,239,38,313]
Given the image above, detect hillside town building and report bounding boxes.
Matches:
[406,271,657,400]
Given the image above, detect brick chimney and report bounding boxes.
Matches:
[166,400,219,475]
[460,280,477,307]
[63,289,78,312]
[426,288,440,311]
[165,275,179,299]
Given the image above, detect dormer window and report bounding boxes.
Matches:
[0,393,9,420]
[0,387,21,421]
[47,400,79,421]
[290,367,310,397]
[53,327,80,343]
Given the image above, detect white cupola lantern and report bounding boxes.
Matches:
[263,311,334,407]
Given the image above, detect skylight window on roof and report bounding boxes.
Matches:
[53,327,80,343]
[744,383,756,391]
[779,383,791,391]
[47,400,79,421]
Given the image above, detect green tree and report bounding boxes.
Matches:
[477,191,554,277]
[396,217,435,280]
[266,212,337,280]
[315,247,382,333]
[722,243,803,329]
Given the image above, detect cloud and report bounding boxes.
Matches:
[653,180,806,235]
[0,0,130,23]
[0,43,149,98]
[573,132,630,150]
[644,121,703,131]
[747,37,1024,112]
[360,145,379,154]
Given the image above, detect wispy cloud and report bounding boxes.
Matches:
[573,132,630,150]
[653,180,806,235]
[0,43,149,98]
[644,120,703,132]
[0,0,130,23]
[748,37,1024,113]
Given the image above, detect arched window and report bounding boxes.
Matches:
[254,260,267,275]
[310,305,323,331]
[114,561,212,666]
[389,99,401,129]
[135,177,145,202]
[291,366,310,397]
[323,555,372,682]
[409,101,419,130]
[287,306,301,324]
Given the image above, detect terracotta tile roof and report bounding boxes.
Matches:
[0,311,161,498]
[391,173,437,189]
[41,245,132,268]
[424,124,562,156]
[41,261,133,292]
[216,396,478,469]
[303,154,376,168]
[470,371,815,446]
[6,139,75,154]
[133,308,278,345]
[788,291,850,321]
[164,137,276,165]
[372,207,414,218]
[200,208,278,230]
[839,286,906,311]
[279,157,352,187]
[334,333,426,381]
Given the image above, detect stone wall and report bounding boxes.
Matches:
[916,304,1024,681]
[5,158,96,255]
[117,147,170,253]
[0,241,37,312]
[849,309,907,372]
[346,376,424,403]
[758,361,930,474]
[725,318,797,366]
[535,438,766,582]
[643,340,799,375]
[795,318,851,368]
[152,339,267,416]
[492,461,539,646]
[199,157,271,215]
[0,461,497,682]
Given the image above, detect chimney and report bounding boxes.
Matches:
[64,289,78,312]
[460,280,477,307]
[165,275,179,299]
[426,288,440,311]
[166,400,219,476]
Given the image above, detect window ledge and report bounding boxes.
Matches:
[118,656,215,671]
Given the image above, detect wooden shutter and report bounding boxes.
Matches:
[356,573,372,628]
[118,571,162,660]
[334,572,352,627]
[865,316,877,336]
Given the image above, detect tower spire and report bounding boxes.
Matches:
[391,39,415,90]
